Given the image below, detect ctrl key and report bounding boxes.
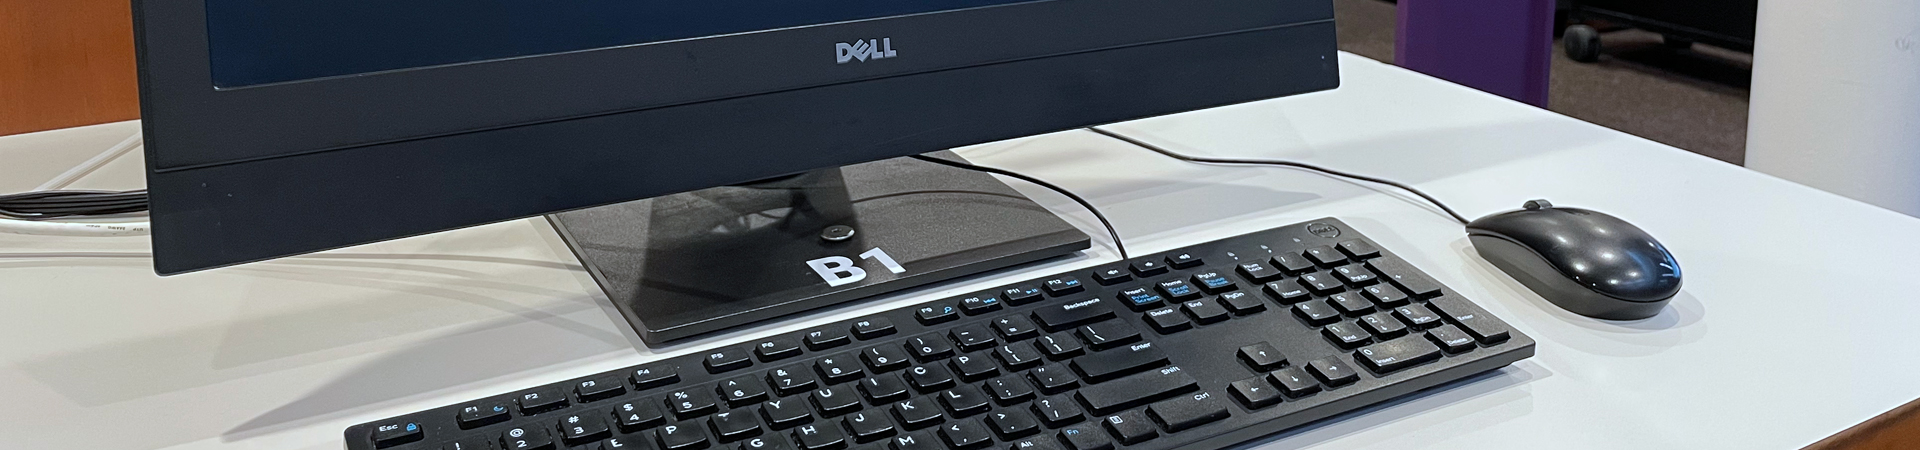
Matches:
[1147,391,1230,432]
[369,420,423,448]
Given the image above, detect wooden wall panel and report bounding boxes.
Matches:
[0,0,141,136]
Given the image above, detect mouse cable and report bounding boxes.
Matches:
[1086,126,1471,225]
[908,154,1128,260]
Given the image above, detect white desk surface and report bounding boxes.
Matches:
[4,53,1917,450]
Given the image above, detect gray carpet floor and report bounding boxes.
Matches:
[1334,0,1753,164]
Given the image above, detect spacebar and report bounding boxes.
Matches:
[1075,366,1199,414]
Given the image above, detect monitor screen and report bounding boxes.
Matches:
[204,0,1040,88]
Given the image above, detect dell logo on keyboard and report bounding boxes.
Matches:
[808,248,907,286]
[835,38,897,64]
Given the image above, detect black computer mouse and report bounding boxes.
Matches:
[1466,200,1682,320]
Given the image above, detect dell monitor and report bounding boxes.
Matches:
[132,0,1339,342]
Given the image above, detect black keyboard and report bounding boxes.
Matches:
[347,218,1533,450]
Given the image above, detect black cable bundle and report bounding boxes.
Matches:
[0,189,150,220]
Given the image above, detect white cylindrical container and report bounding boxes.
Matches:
[1745,0,1920,215]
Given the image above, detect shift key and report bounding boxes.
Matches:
[1076,366,1198,414]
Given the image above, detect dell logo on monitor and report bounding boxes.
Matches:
[835,38,897,64]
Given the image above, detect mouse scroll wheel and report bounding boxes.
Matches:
[1523,199,1554,210]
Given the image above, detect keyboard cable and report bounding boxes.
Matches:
[1086,126,1472,225]
[908,154,1129,260]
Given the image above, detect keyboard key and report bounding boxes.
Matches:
[1043,276,1084,296]
[500,425,552,450]
[1031,300,1116,331]
[756,337,805,362]
[1058,423,1112,450]
[1337,240,1380,259]
[1303,246,1346,266]
[1329,293,1375,316]
[1362,284,1411,307]
[456,400,511,428]
[738,435,794,450]
[1292,300,1341,326]
[906,334,955,362]
[1306,358,1360,386]
[941,385,994,416]
[763,398,814,429]
[1077,321,1141,350]
[558,412,612,445]
[440,436,489,450]
[892,397,944,429]
[1003,285,1045,305]
[1262,280,1309,303]
[940,419,994,449]
[1217,292,1266,314]
[816,354,865,384]
[1425,324,1477,353]
[843,409,896,442]
[1355,337,1443,373]
[988,409,1041,439]
[1392,303,1443,329]
[861,374,912,402]
[890,431,939,450]
[792,422,846,450]
[1166,252,1203,269]
[1101,410,1157,444]
[370,420,424,448]
[1028,364,1080,394]
[768,365,820,396]
[1035,333,1084,360]
[949,325,997,352]
[1322,323,1372,349]
[1235,262,1284,282]
[1147,391,1229,432]
[1298,272,1345,295]
[1428,297,1511,344]
[1143,307,1192,333]
[805,327,853,350]
[1358,311,1409,339]
[659,421,710,449]
[986,375,1038,404]
[1237,342,1287,371]
[991,315,1042,341]
[1130,260,1169,277]
[1071,342,1169,382]
[907,365,957,391]
[995,343,1046,370]
[853,317,897,339]
[1033,395,1085,426]
[1266,367,1320,397]
[812,385,862,416]
[516,387,566,414]
[960,295,1003,315]
[1365,258,1443,298]
[1116,287,1166,311]
[917,304,960,325]
[706,348,754,373]
[1230,378,1283,409]
[1269,253,1315,274]
[719,375,771,406]
[1155,280,1201,300]
[1332,265,1378,286]
[951,353,1000,381]
[865,345,912,372]
[668,388,718,417]
[615,400,666,432]
[1076,367,1199,414]
[576,374,626,402]
[1191,271,1238,293]
[1181,299,1230,324]
[1091,267,1131,286]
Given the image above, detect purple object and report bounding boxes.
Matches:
[1395,0,1556,107]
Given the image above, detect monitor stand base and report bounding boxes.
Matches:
[548,152,1092,345]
